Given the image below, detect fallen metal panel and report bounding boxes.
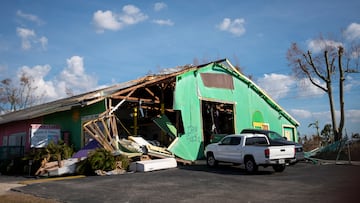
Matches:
[167,136,200,161]
[152,115,177,139]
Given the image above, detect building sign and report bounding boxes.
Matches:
[30,124,60,148]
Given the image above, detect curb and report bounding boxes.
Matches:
[18,175,86,185]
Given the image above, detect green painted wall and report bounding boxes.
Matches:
[43,100,106,150]
[170,64,298,161]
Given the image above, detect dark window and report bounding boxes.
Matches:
[200,73,234,89]
[202,100,235,146]
[230,137,241,145]
[220,137,232,145]
[221,137,231,145]
[245,137,268,146]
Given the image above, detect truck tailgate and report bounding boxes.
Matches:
[268,145,295,160]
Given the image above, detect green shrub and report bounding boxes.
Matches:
[21,140,74,176]
[116,154,130,170]
[76,148,131,175]
[76,148,115,175]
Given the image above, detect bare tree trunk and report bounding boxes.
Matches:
[327,81,339,141]
[324,50,340,141]
[338,47,345,141]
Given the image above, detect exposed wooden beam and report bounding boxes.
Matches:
[109,88,136,115]
[145,87,160,101]
[140,105,174,112]
[111,96,160,104]
[110,69,188,98]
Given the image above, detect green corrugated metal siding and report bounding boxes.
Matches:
[43,100,106,150]
[171,70,203,160]
[169,63,297,161]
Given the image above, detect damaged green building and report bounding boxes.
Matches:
[0,59,299,161]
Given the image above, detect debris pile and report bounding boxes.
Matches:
[35,113,179,176]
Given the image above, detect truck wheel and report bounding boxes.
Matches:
[273,164,286,172]
[245,157,258,173]
[206,153,218,167]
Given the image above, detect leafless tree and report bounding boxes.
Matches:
[0,72,44,113]
[287,36,359,141]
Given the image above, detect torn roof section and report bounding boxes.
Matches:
[0,58,299,127]
[0,65,191,124]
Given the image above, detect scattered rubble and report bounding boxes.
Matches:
[35,118,182,176]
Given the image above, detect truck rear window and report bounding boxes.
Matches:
[245,137,268,146]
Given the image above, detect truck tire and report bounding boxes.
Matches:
[272,164,286,172]
[206,153,218,167]
[244,157,258,173]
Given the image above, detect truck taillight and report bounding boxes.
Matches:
[264,149,269,158]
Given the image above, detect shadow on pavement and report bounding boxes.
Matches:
[178,162,274,176]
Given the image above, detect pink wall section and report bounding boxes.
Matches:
[0,117,43,151]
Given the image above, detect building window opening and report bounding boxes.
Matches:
[202,100,235,146]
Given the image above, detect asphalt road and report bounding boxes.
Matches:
[14,162,359,203]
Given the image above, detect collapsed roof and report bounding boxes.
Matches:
[0,58,299,127]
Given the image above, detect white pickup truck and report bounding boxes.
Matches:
[204,133,295,173]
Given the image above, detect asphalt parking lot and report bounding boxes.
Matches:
[12,162,360,203]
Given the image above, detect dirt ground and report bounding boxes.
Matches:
[0,191,59,203]
[0,177,58,203]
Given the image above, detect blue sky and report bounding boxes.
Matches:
[1,0,360,137]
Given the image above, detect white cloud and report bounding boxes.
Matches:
[38,36,48,50]
[154,2,167,11]
[152,19,174,26]
[297,78,326,98]
[59,56,98,93]
[296,109,360,127]
[290,109,332,127]
[18,65,58,99]
[344,23,360,41]
[217,18,246,37]
[256,73,328,101]
[344,75,360,91]
[18,64,51,80]
[119,5,148,25]
[93,5,148,33]
[290,109,312,119]
[256,73,296,100]
[16,27,35,50]
[347,109,360,123]
[93,10,122,33]
[16,10,44,25]
[312,111,333,123]
[307,39,343,53]
[16,27,47,50]
[294,108,360,135]
[13,56,100,102]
